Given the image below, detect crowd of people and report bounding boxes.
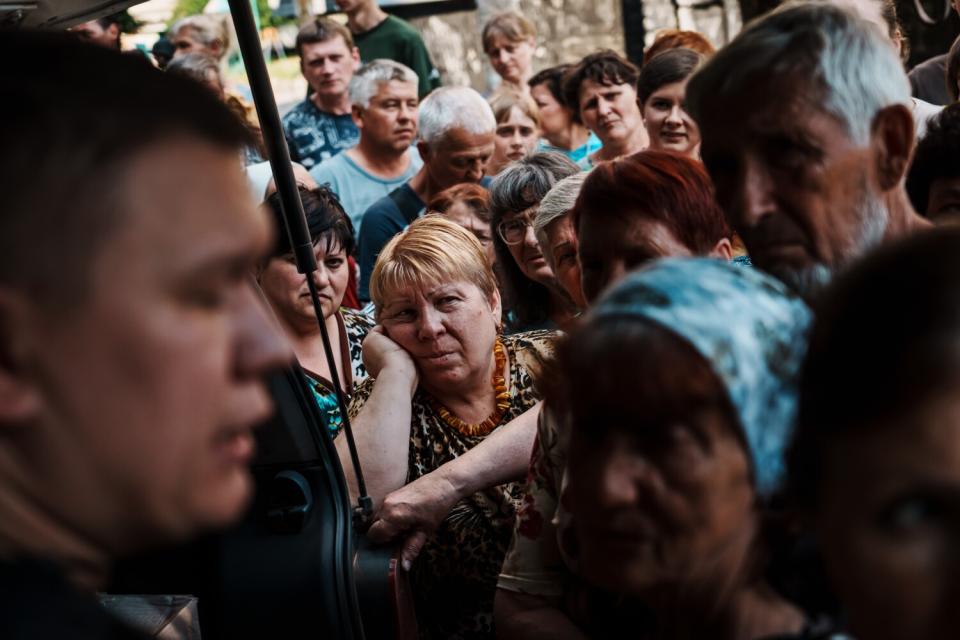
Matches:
[7,0,960,639]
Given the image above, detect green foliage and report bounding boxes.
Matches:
[171,0,209,23]
[170,0,279,28]
[114,10,141,33]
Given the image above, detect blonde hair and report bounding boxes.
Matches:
[370,216,498,316]
[489,90,541,128]
[482,11,537,52]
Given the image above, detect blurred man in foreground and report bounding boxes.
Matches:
[0,32,289,637]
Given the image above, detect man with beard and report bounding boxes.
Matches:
[686,0,929,298]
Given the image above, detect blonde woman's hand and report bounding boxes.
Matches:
[362,325,418,387]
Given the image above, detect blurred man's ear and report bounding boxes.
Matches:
[0,290,42,423]
[710,237,734,261]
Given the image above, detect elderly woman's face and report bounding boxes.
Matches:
[813,391,960,640]
[566,353,754,597]
[258,239,349,330]
[379,280,501,392]
[543,216,585,308]
[499,204,555,286]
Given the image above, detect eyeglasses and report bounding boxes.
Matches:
[497,213,535,245]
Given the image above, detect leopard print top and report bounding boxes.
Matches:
[350,330,556,639]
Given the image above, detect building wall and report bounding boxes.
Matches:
[411,0,741,92]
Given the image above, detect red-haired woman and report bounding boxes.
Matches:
[428,183,496,266]
[496,150,738,638]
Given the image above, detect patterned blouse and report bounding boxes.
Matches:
[303,308,373,438]
[349,330,556,639]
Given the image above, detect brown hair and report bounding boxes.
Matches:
[489,90,541,128]
[295,17,354,58]
[562,50,640,124]
[482,11,537,53]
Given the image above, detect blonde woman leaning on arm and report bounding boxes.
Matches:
[337,216,555,638]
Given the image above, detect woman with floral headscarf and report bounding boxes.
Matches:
[548,258,837,639]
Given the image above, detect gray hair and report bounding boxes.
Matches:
[165,52,221,86]
[489,152,580,221]
[418,86,496,147]
[170,15,228,59]
[349,59,419,109]
[534,171,588,254]
[687,0,910,145]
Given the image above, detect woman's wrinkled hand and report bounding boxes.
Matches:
[363,325,417,382]
[366,470,462,571]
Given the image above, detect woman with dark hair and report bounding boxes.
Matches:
[637,47,704,159]
[489,152,580,331]
[789,228,960,640]
[562,50,648,169]
[258,185,372,436]
[555,259,817,639]
[528,64,602,164]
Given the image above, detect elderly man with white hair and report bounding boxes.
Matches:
[357,85,496,301]
[687,0,929,299]
[310,59,423,233]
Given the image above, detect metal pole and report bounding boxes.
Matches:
[225,0,374,522]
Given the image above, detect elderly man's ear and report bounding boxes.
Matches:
[872,103,914,191]
[416,141,432,164]
[0,290,42,423]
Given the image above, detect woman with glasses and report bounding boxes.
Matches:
[489,152,581,332]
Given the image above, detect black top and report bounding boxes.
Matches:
[909,53,950,106]
[357,182,426,302]
[0,556,149,640]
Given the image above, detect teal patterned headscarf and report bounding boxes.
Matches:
[591,258,812,497]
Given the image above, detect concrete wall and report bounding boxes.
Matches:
[411,0,741,92]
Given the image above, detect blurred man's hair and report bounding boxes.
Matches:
[0,32,251,312]
[687,0,910,145]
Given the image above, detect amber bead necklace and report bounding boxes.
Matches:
[428,339,510,437]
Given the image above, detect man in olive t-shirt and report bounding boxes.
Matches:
[334,0,441,97]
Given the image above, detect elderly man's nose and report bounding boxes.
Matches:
[734,157,777,228]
